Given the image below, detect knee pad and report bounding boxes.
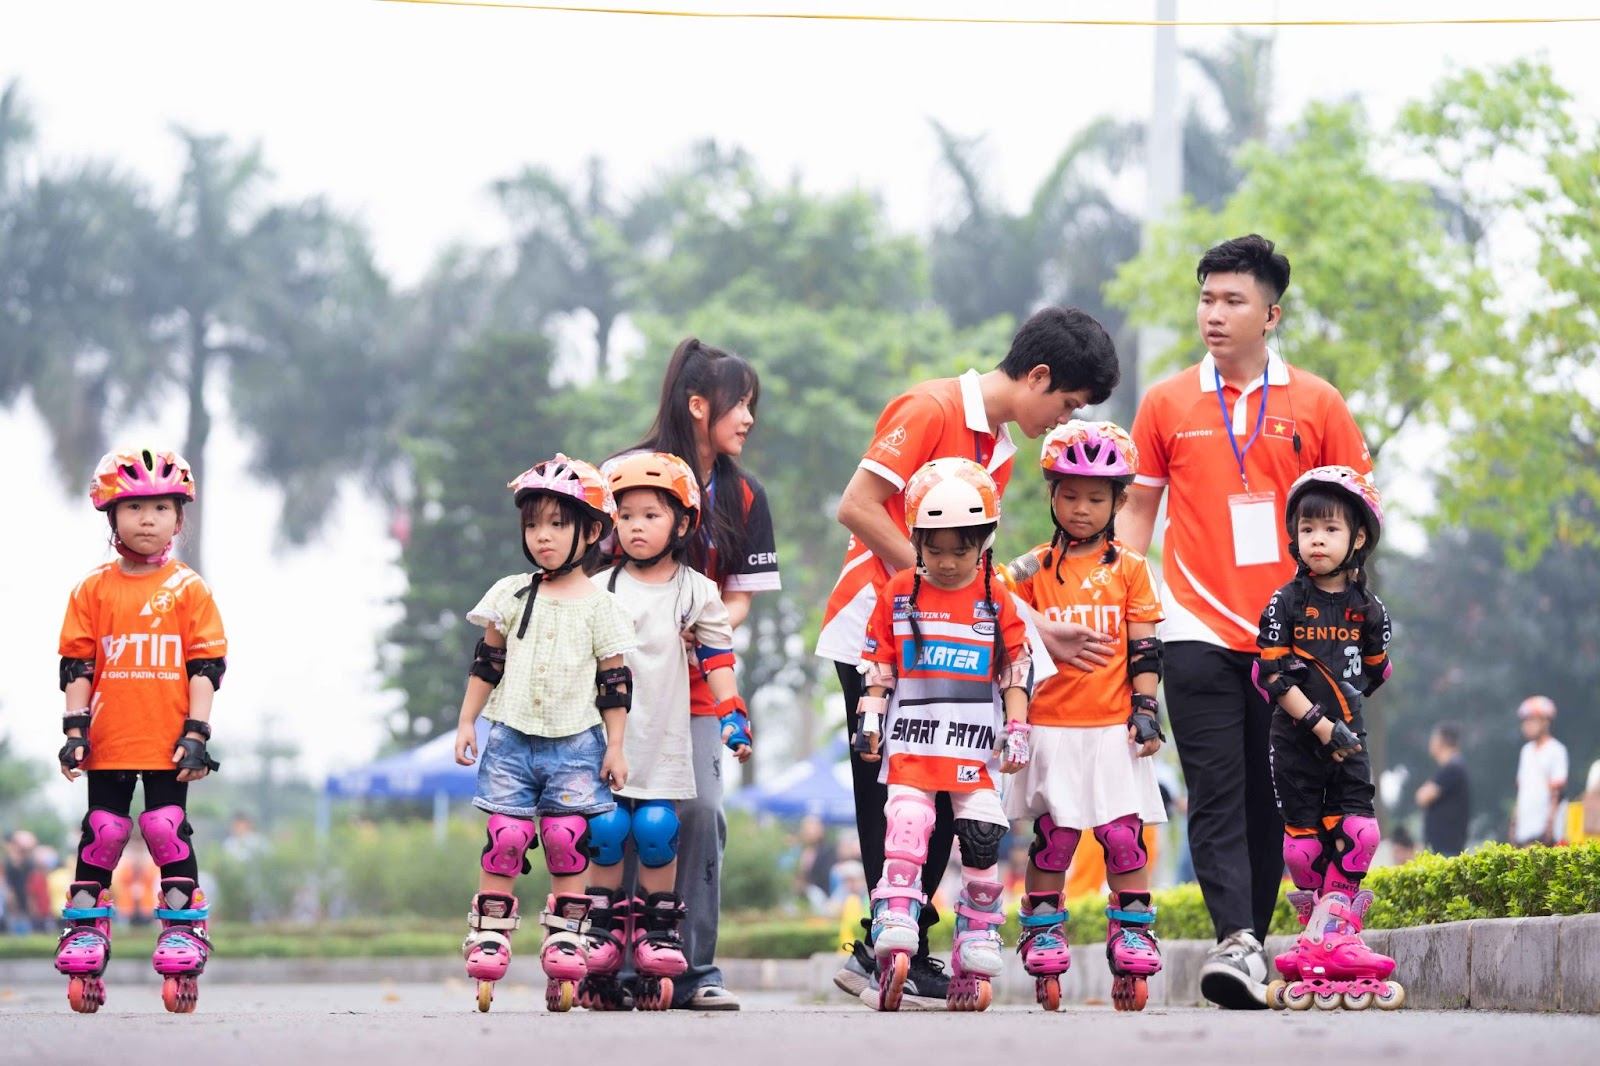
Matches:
[883,793,936,866]
[1325,815,1380,891]
[137,806,192,867]
[80,808,133,870]
[1093,814,1148,875]
[481,813,537,877]
[954,818,1005,871]
[585,806,631,868]
[539,814,591,877]
[631,801,681,869]
[1028,814,1081,874]
[1283,831,1326,891]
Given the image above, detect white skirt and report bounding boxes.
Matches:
[1002,723,1168,828]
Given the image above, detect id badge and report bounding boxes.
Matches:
[1228,491,1281,567]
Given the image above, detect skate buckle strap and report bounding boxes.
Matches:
[956,901,1005,927]
[471,913,521,932]
[870,883,925,904]
[1020,907,1068,928]
[154,907,208,921]
[1107,907,1156,925]
[542,911,592,935]
[63,906,114,920]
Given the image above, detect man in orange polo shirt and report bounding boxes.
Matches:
[817,307,1122,1007]
[1120,235,1371,1010]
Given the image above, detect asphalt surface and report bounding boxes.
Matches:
[2,981,1597,1065]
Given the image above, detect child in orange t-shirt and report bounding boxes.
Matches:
[1000,422,1167,1012]
[54,447,226,1014]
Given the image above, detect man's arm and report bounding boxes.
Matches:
[1415,780,1440,808]
[1119,484,1164,556]
[837,467,917,574]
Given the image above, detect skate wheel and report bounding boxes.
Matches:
[1342,990,1373,1011]
[546,979,576,1012]
[974,981,992,1012]
[1284,984,1315,1011]
[67,976,103,1014]
[1038,975,1060,1012]
[1375,982,1405,1010]
[1313,990,1343,1011]
[1129,977,1148,1012]
[879,953,908,1012]
[1266,979,1287,1010]
[162,976,199,1014]
[477,980,494,1013]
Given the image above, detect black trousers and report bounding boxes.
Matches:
[836,661,954,955]
[1164,642,1284,943]
[78,770,197,884]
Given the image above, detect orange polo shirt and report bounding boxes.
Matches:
[1131,353,1370,653]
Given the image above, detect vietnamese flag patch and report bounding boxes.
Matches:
[1266,416,1297,442]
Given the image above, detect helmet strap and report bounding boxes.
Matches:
[106,509,176,567]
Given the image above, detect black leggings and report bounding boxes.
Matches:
[77,770,197,884]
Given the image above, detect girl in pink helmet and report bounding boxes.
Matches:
[55,447,227,1014]
[998,421,1168,1012]
[451,454,638,1013]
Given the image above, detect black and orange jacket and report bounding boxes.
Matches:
[1256,577,1391,727]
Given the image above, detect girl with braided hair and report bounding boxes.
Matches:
[854,458,1033,1013]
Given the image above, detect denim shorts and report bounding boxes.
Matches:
[473,722,616,818]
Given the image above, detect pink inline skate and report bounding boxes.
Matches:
[464,891,521,1012]
[1017,891,1072,1010]
[577,887,631,1011]
[869,859,924,1012]
[947,880,1005,1012]
[1105,890,1161,1012]
[55,882,114,1014]
[539,893,592,1012]
[1268,890,1404,1011]
[629,892,687,1011]
[151,878,211,1013]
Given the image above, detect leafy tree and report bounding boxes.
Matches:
[1182,31,1276,210]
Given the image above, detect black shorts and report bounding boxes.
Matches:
[1268,712,1375,830]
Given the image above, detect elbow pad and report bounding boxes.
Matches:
[1253,655,1304,702]
[998,652,1033,693]
[860,660,896,691]
[696,644,736,675]
[186,656,226,691]
[1362,655,1392,697]
[59,657,95,691]
[1127,637,1164,681]
[596,666,632,711]
[469,639,506,686]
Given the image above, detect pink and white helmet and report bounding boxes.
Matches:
[507,454,616,537]
[89,447,196,511]
[1040,421,1138,484]
[1286,466,1383,551]
[1517,695,1557,720]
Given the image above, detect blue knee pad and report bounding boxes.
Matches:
[586,806,631,868]
[631,800,680,869]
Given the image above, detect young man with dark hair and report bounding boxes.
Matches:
[1120,235,1373,1009]
[817,306,1121,1008]
[1415,722,1471,857]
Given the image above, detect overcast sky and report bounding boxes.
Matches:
[4,0,1598,795]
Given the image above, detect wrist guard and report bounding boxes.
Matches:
[182,718,212,740]
[174,735,220,773]
[1003,720,1032,767]
[1128,693,1164,744]
[62,710,92,734]
[58,736,89,770]
[596,666,632,711]
[716,696,752,750]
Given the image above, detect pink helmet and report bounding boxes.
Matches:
[90,447,196,511]
[1286,466,1383,551]
[1040,421,1138,484]
[507,454,616,538]
[1517,695,1557,720]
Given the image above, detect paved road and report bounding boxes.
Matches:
[3,982,1597,1065]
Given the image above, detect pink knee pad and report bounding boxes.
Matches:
[1028,814,1081,873]
[539,814,591,877]
[137,806,191,867]
[481,813,537,877]
[1283,832,1326,891]
[883,793,936,866]
[1326,815,1380,892]
[1093,814,1148,875]
[80,808,133,870]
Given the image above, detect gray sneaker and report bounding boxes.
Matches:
[858,953,951,1011]
[833,940,876,998]
[1200,930,1270,1009]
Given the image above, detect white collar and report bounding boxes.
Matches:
[1198,351,1290,392]
[958,369,995,435]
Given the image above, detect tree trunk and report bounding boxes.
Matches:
[182,312,213,574]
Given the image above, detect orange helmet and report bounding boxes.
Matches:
[602,452,701,531]
[1517,695,1557,720]
[507,454,615,537]
[90,447,196,511]
[904,457,1001,532]
[1040,421,1138,483]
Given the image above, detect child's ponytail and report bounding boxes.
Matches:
[982,548,1007,679]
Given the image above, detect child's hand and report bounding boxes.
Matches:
[852,731,881,763]
[602,745,629,791]
[454,723,479,766]
[724,734,753,764]
[1127,726,1163,759]
[171,744,211,782]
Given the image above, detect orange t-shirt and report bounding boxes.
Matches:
[1131,355,1371,652]
[58,561,227,770]
[1000,543,1164,727]
[815,372,1016,664]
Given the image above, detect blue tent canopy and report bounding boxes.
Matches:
[324,718,489,800]
[727,734,856,826]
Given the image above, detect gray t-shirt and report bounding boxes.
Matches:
[597,564,735,799]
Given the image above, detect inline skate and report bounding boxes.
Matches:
[539,893,592,1012]
[1268,890,1404,1011]
[1017,891,1071,1010]
[55,882,114,1013]
[947,880,1004,1012]
[1105,890,1161,1012]
[629,892,687,1011]
[576,887,631,1011]
[464,891,520,1012]
[151,878,211,1013]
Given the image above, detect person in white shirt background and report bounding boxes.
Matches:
[1510,696,1568,847]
